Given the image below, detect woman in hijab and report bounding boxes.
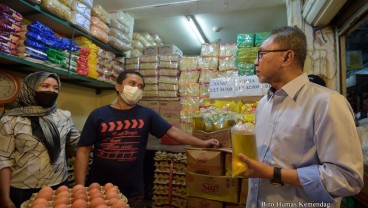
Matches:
[0,71,80,208]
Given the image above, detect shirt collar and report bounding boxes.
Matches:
[267,73,309,101]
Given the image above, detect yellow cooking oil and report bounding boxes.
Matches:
[231,123,257,177]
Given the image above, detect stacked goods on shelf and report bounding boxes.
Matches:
[111,56,125,78]
[89,5,110,43]
[140,55,160,99]
[152,151,187,208]
[17,21,80,70]
[179,57,201,134]
[218,43,238,77]
[159,100,182,145]
[74,36,99,79]
[109,10,134,52]
[69,0,92,33]
[96,48,119,84]
[21,182,129,207]
[124,57,139,70]
[236,32,270,76]
[0,4,22,56]
[158,54,181,99]
[132,32,163,57]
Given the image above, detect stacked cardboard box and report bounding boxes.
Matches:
[152,151,187,208]
[186,148,248,207]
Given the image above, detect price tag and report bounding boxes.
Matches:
[235,75,264,96]
[209,77,235,98]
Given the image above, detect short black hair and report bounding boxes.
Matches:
[308,74,326,87]
[116,70,145,86]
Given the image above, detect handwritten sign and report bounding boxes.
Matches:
[209,77,235,98]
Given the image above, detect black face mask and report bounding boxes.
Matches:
[34,91,58,107]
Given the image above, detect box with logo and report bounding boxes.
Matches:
[192,128,232,148]
[144,45,159,55]
[186,148,224,176]
[160,100,181,110]
[187,196,224,208]
[186,171,240,203]
[139,100,160,113]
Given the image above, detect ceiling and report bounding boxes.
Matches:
[94,0,287,56]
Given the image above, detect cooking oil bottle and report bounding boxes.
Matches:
[231,122,257,177]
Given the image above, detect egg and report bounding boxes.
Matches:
[31,198,49,207]
[54,204,69,208]
[72,192,88,202]
[52,196,70,207]
[107,198,119,206]
[95,205,108,208]
[90,197,106,208]
[105,186,119,194]
[72,199,88,208]
[105,191,119,200]
[31,203,48,208]
[88,187,102,196]
[72,187,87,196]
[55,190,70,199]
[39,186,53,194]
[71,184,85,194]
[89,191,104,201]
[55,185,69,195]
[111,200,127,208]
[103,183,114,191]
[88,182,101,190]
[35,191,53,201]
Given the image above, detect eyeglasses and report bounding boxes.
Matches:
[257,49,289,62]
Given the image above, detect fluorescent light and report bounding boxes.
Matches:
[186,15,207,44]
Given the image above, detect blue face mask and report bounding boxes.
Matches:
[34,91,58,107]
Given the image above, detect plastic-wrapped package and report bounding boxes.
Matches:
[139,69,159,76]
[125,63,139,70]
[199,82,210,98]
[180,57,198,71]
[237,47,258,63]
[160,54,180,62]
[140,62,158,70]
[112,10,134,28]
[220,43,238,57]
[159,90,178,98]
[131,40,144,51]
[27,21,54,36]
[26,31,59,48]
[40,0,71,21]
[218,56,237,71]
[0,31,20,44]
[179,70,200,84]
[78,0,93,8]
[159,69,179,76]
[237,33,255,48]
[24,39,48,52]
[91,16,109,33]
[108,36,131,51]
[143,90,159,98]
[125,57,139,64]
[144,76,159,84]
[70,11,91,33]
[158,83,179,91]
[0,4,23,21]
[17,46,47,60]
[109,28,132,44]
[110,19,129,34]
[200,43,220,57]
[151,33,163,45]
[198,57,218,70]
[130,49,143,58]
[159,76,178,84]
[0,13,21,32]
[59,0,72,7]
[71,1,91,19]
[92,4,110,25]
[140,55,159,63]
[89,25,109,43]
[134,33,150,47]
[179,83,200,97]
[199,69,218,83]
[0,43,16,55]
[144,84,159,91]
[159,61,179,69]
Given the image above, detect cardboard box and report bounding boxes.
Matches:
[159,44,183,56]
[225,152,232,176]
[160,109,181,124]
[187,197,224,208]
[192,128,232,148]
[186,171,240,203]
[144,45,159,55]
[239,178,248,204]
[186,148,224,176]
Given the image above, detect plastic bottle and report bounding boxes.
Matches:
[231,122,257,177]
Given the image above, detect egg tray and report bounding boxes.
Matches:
[21,187,129,208]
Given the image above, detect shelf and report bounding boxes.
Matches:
[0,52,115,93]
[2,0,125,56]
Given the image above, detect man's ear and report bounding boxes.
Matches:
[115,83,122,92]
[282,50,294,66]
